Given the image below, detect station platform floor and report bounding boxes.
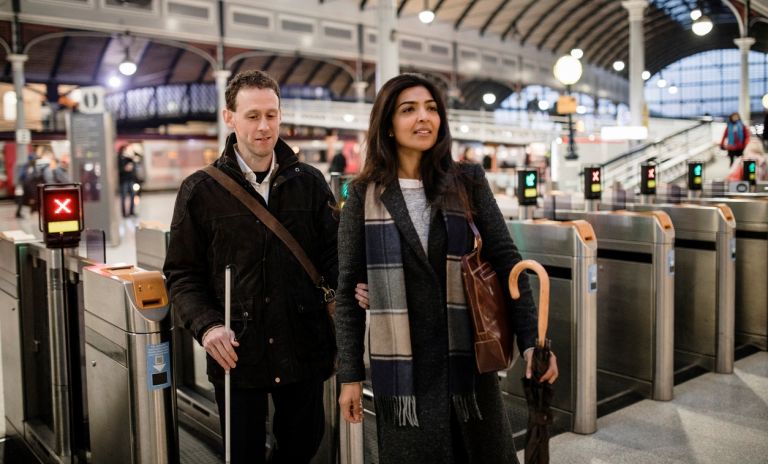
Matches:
[1,192,767,463]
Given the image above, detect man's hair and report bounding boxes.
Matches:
[225,70,281,111]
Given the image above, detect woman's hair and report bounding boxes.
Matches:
[357,73,457,204]
[729,112,741,122]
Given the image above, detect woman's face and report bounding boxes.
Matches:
[391,85,440,157]
[731,114,740,122]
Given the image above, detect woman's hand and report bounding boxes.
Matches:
[355,282,369,309]
[339,382,364,423]
[524,348,559,384]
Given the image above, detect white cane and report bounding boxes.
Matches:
[225,265,232,464]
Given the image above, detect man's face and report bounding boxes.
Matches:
[223,87,281,159]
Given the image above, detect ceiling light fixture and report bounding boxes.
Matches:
[612,60,625,72]
[668,85,678,95]
[570,48,583,59]
[690,9,702,21]
[657,78,667,88]
[482,93,496,105]
[692,15,713,36]
[642,70,651,80]
[418,0,435,24]
[118,32,137,76]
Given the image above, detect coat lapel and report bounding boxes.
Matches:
[379,182,432,269]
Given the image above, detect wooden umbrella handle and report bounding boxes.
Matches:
[509,260,550,348]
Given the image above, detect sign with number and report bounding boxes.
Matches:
[79,86,105,114]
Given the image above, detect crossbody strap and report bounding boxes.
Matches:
[202,165,335,303]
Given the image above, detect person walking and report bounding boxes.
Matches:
[117,145,137,217]
[164,70,339,464]
[335,73,558,464]
[721,112,750,167]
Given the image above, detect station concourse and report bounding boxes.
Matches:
[0,1,767,463]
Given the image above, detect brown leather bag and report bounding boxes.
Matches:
[461,217,513,373]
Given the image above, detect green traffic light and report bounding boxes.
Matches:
[525,172,537,187]
[748,162,756,173]
[693,165,702,176]
[341,181,350,199]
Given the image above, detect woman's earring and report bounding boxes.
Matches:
[388,131,394,137]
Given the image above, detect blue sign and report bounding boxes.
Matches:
[146,341,171,391]
[587,264,597,293]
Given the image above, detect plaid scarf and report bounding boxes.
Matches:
[364,184,482,427]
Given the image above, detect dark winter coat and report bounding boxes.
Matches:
[164,133,339,388]
[335,162,537,464]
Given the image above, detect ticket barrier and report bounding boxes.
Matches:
[628,203,736,376]
[688,197,768,352]
[135,223,340,464]
[503,220,598,436]
[0,235,92,463]
[82,264,178,464]
[552,210,676,410]
[136,223,222,449]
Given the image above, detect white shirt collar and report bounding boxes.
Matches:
[233,145,276,203]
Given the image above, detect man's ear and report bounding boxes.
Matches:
[223,108,234,128]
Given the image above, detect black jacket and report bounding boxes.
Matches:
[164,133,339,388]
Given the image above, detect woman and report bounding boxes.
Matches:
[721,112,750,167]
[335,73,558,463]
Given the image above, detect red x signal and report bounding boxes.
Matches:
[592,171,600,182]
[54,198,72,214]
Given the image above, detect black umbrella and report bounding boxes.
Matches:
[510,260,553,464]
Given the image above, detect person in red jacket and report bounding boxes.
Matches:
[721,112,750,166]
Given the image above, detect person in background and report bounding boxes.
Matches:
[335,73,558,464]
[14,154,36,218]
[329,151,347,174]
[721,112,749,167]
[118,145,137,217]
[727,140,768,182]
[164,70,338,464]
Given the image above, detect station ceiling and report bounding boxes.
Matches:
[0,0,766,108]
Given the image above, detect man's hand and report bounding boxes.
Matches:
[355,283,369,310]
[339,382,364,423]
[524,348,559,384]
[202,325,239,371]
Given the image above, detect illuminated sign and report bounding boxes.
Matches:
[584,166,602,200]
[517,169,538,206]
[742,160,757,185]
[38,184,83,248]
[687,162,703,191]
[640,163,657,195]
[335,175,354,208]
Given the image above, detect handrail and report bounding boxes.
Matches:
[599,119,709,169]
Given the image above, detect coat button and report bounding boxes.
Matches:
[265,297,270,304]
[275,377,281,384]
[268,337,274,344]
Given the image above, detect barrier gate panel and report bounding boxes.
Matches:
[735,236,768,349]
[674,247,717,360]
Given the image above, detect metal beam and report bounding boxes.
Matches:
[324,65,345,88]
[593,12,678,69]
[537,0,585,50]
[304,60,326,85]
[455,0,479,30]
[230,56,246,76]
[433,0,447,16]
[164,47,185,85]
[397,0,409,17]
[360,0,368,11]
[279,56,304,86]
[550,0,617,54]
[584,21,629,67]
[340,75,355,98]
[91,37,112,83]
[262,54,278,73]
[521,0,568,47]
[48,36,69,81]
[573,6,626,60]
[501,0,538,41]
[196,62,210,83]
[480,0,512,37]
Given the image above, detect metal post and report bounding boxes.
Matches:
[9,54,28,166]
[734,37,755,126]
[566,84,578,160]
[622,1,648,127]
[376,0,399,92]
[47,247,76,459]
[215,69,232,153]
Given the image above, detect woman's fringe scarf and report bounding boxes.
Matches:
[364,184,482,427]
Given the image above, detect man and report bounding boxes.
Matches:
[164,70,338,463]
